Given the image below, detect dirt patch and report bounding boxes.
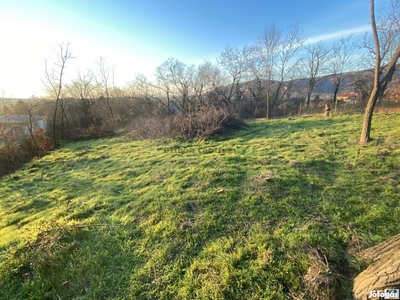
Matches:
[353,233,400,299]
[301,246,342,300]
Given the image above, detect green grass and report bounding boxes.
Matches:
[1,113,399,299]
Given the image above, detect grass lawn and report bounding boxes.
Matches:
[0,113,399,299]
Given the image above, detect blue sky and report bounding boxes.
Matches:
[0,0,384,98]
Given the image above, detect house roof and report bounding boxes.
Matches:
[337,92,357,98]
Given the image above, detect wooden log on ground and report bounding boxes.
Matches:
[353,233,400,299]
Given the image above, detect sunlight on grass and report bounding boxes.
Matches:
[0,113,399,299]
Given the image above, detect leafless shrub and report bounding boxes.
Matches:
[0,141,30,177]
[0,130,53,177]
[20,130,53,157]
[174,105,245,138]
[126,105,245,139]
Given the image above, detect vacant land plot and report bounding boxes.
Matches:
[0,113,399,299]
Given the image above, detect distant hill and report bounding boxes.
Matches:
[244,67,399,97]
[299,67,400,95]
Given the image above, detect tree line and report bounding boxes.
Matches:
[0,0,399,164]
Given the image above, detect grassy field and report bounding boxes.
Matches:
[0,113,399,299]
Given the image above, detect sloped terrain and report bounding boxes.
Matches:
[0,113,399,299]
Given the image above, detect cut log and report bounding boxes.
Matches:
[353,233,400,299]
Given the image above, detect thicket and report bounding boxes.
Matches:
[0,94,247,176]
[0,130,52,177]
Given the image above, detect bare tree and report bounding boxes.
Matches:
[301,41,331,108]
[248,25,304,118]
[328,35,356,113]
[1,98,49,155]
[360,0,400,144]
[192,61,221,106]
[127,73,167,114]
[217,45,253,107]
[258,24,282,118]
[43,42,74,147]
[247,50,266,116]
[155,58,197,113]
[353,74,373,103]
[269,24,305,115]
[95,57,116,129]
[25,100,46,154]
[66,69,97,127]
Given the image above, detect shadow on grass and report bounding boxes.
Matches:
[211,117,351,143]
[264,158,356,299]
[0,221,146,300]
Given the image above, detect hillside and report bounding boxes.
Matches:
[0,113,399,299]
[268,68,400,97]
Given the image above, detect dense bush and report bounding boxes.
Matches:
[126,104,246,139]
[0,131,52,177]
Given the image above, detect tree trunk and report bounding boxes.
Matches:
[28,113,40,154]
[360,0,380,145]
[353,233,400,299]
[60,99,65,141]
[306,79,314,108]
[360,47,400,144]
[360,87,379,144]
[52,99,59,148]
[265,92,270,119]
[333,80,340,115]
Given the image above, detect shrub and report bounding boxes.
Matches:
[0,141,29,177]
[21,130,53,157]
[126,105,246,139]
[0,130,53,177]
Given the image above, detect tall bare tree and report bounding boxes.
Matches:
[66,69,97,127]
[270,24,304,113]
[353,74,373,103]
[250,24,304,118]
[155,58,197,113]
[24,100,46,154]
[127,73,167,113]
[258,24,282,118]
[217,45,253,107]
[43,42,74,147]
[360,0,400,144]
[301,41,331,108]
[95,57,116,129]
[248,49,266,116]
[328,35,355,113]
[192,61,221,106]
